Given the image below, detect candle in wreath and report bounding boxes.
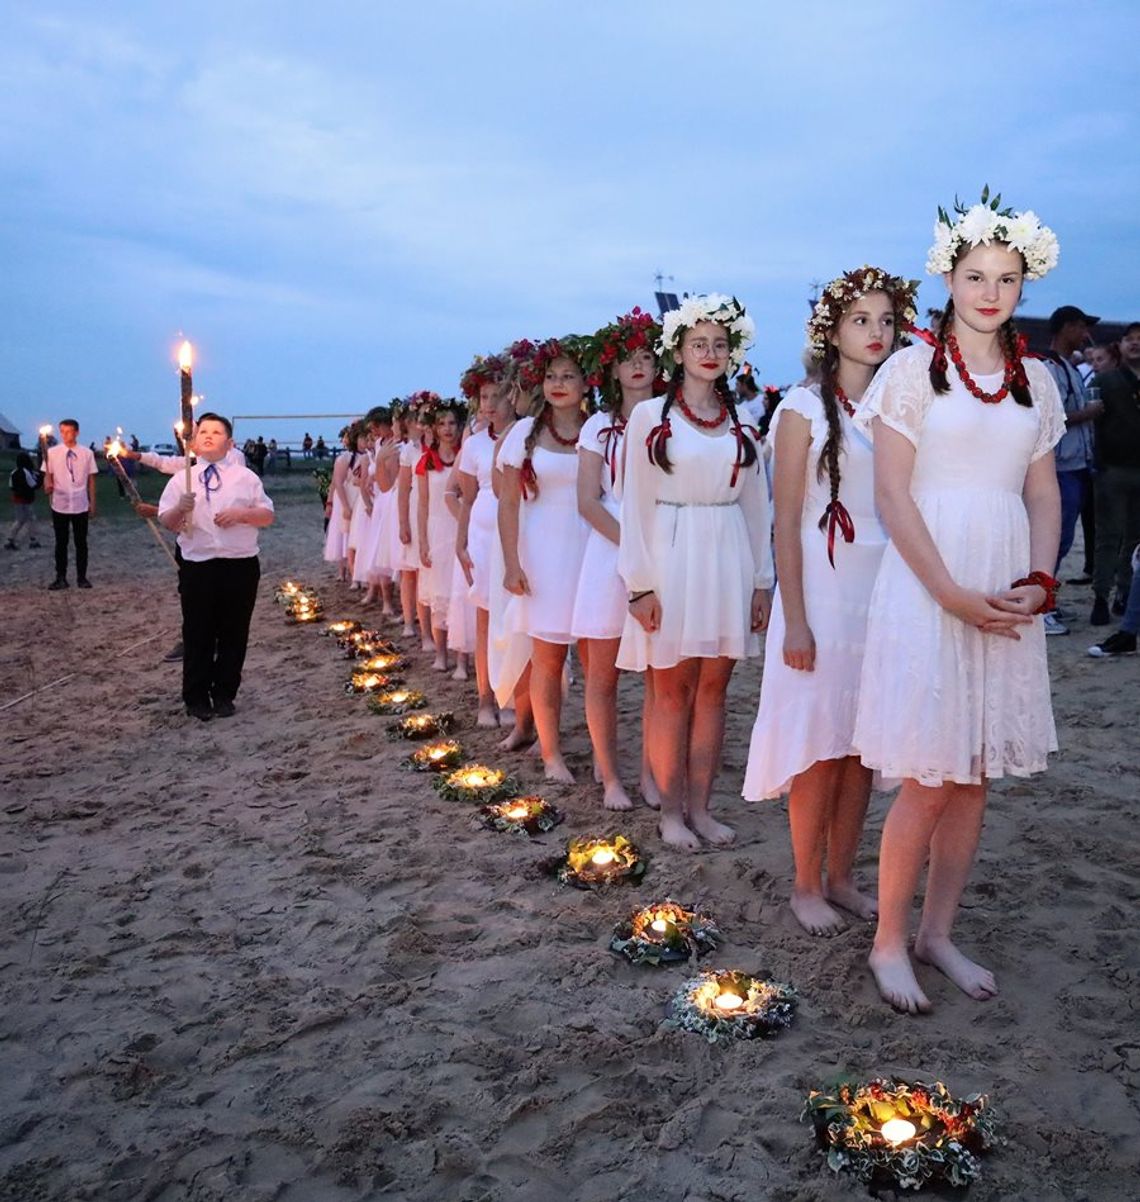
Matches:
[287,594,323,623]
[326,619,362,638]
[347,669,403,695]
[387,711,456,739]
[358,651,407,673]
[343,632,398,657]
[367,687,427,715]
[610,900,720,966]
[666,970,797,1044]
[557,834,645,889]
[478,795,562,835]
[434,763,519,804]
[406,739,464,773]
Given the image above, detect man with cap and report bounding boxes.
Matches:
[1040,306,1103,634]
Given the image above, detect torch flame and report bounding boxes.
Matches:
[39,424,52,437]
[178,340,193,372]
[107,438,125,458]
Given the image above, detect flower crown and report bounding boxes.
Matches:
[926,186,1059,280]
[807,265,920,359]
[518,335,593,393]
[582,307,662,401]
[403,390,443,422]
[658,293,754,378]
[459,353,508,401]
[419,395,467,426]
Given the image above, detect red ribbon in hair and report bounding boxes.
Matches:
[599,418,626,486]
[818,500,856,568]
[646,416,672,466]
[487,422,498,441]
[519,456,537,500]
[729,422,762,488]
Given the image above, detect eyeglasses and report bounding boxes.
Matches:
[684,338,730,357]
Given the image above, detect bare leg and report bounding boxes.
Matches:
[452,651,469,681]
[869,780,953,1013]
[787,757,847,934]
[685,657,737,845]
[530,639,573,783]
[914,783,997,1000]
[474,608,497,726]
[380,577,396,617]
[417,599,433,652]
[498,664,536,750]
[582,637,632,810]
[648,661,701,851]
[640,668,662,809]
[431,617,449,671]
[399,570,417,636]
[824,756,877,920]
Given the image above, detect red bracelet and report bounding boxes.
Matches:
[1012,571,1059,614]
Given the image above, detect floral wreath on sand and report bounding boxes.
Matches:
[806,266,920,359]
[665,970,797,1043]
[459,353,508,401]
[609,899,720,966]
[582,308,663,405]
[658,293,755,379]
[926,185,1059,279]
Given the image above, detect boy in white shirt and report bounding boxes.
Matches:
[44,418,98,590]
[158,413,275,721]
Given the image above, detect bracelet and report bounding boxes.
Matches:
[1012,571,1059,614]
[628,589,653,604]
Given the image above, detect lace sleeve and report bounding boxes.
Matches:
[853,345,934,448]
[1025,359,1068,462]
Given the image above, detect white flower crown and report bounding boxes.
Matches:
[658,293,755,377]
[926,188,1059,280]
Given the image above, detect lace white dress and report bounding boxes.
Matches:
[457,429,498,610]
[617,396,774,671]
[852,344,1066,786]
[397,441,423,572]
[743,385,887,800]
[420,460,457,616]
[571,410,629,640]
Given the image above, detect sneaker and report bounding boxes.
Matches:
[1043,612,1069,636]
[1090,597,1111,626]
[1087,631,1138,658]
[77,578,93,589]
[212,699,236,718]
[186,701,213,721]
[48,577,68,590]
[163,642,184,662]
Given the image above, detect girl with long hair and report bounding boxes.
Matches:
[495,337,591,782]
[619,295,773,850]
[397,393,438,647]
[743,266,918,935]
[854,192,1064,1012]
[323,423,361,581]
[573,308,662,810]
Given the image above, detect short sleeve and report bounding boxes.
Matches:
[853,345,935,448]
[577,411,608,456]
[497,416,534,470]
[1025,358,1068,462]
[769,385,825,447]
[457,434,478,474]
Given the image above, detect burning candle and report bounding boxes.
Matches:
[714,991,744,1012]
[880,1118,917,1146]
[38,424,53,468]
[504,803,530,820]
[650,918,670,934]
[591,848,617,866]
[177,341,194,493]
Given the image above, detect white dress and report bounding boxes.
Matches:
[742,386,887,800]
[616,397,774,671]
[398,441,423,572]
[571,409,628,640]
[490,416,589,705]
[420,459,458,615]
[852,345,1066,786]
[323,453,359,563]
[347,451,372,555]
[458,429,498,610]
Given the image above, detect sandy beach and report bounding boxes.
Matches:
[1,476,1136,1202]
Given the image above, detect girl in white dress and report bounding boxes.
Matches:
[742,267,919,936]
[358,407,396,611]
[574,308,663,811]
[497,338,591,782]
[397,394,437,647]
[370,404,403,621]
[456,357,513,726]
[346,427,374,590]
[417,398,466,671]
[619,295,774,851]
[322,424,357,578]
[855,194,1064,1013]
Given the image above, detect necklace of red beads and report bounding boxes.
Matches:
[676,389,727,428]
[946,333,1013,404]
[834,385,856,418]
[543,407,581,447]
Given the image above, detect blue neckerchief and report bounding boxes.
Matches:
[201,462,222,504]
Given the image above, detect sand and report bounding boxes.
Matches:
[1,480,1137,1202]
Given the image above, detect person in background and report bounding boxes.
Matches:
[44,418,98,590]
[1088,544,1140,658]
[1040,305,1103,634]
[302,432,314,459]
[6,451,43,550]
[315,435,328,459]
[266,438,278,474]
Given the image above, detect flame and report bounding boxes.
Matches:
[39,424,52,437]
[504,804,530,819]
[454,765,503,788]
[175,420,185,436]
[881,1118,917,1146]
[106,438,125,458]
[591,848,617,866]
[713,992,743,1012]
[178,340,193,372]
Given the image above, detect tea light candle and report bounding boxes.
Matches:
[504,803,530,820]
[881,1118,917,1146]
[714,991,744,1013]
[650,918,670,934]
[591,848,617,867]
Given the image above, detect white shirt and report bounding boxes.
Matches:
[46,443,97,514]
[157,457,274,561]
[141,446,247,473]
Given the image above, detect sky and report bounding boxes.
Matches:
[1,1,1137,446]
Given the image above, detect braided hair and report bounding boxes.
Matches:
[647,365,758,477]
[815,342,844,508]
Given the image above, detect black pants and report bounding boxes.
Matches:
[180,556,260,707]
[52,512,89,580]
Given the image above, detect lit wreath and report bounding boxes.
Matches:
[477,796,562,836]
[666,970,796,1043]
[609,900,720,966]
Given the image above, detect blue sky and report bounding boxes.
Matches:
[2,1,1137,445]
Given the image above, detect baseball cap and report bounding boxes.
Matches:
[1049,305,1100,333]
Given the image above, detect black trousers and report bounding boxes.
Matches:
[180,556,260,707]
[52,512,89,580]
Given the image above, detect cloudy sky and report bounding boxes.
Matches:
[2,1,1137,445]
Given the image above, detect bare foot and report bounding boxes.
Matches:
[543,757,574,785]
[476,706,499,729]
[659,814,701,852]
[421,639,436,653]
[602,781,633,811]
[593,757,603,784]
[914,934,998,1000]
[360,595,375,609]
[826,881,878,921]
[526,740,542,759]
[688,811,736,846]
[640,772,662,811]
[452,663,469,682]
[868,947,932,1014]
[432,657,449,672]
[401,625,416,638]
[790,890,846,936]
[498,726,535,752]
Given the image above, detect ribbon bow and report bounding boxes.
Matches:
[599,418,626,487]
[729,422,761,488]
[645,416,672,467]
[818,499,855,568]
[519,456,537,500]
[415,447,445,476]
[487,421,498,442]
[201,462,222,503]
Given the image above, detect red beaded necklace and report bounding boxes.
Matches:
[834,385,856,418]
[675,388,727,429]
[543,406,581,447]
[946,333,1013,404]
